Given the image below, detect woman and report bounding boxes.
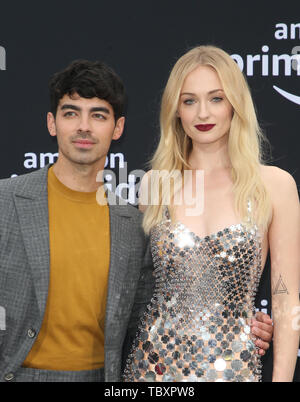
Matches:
[123,45,300,382]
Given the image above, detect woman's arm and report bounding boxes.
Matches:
[267,167,300,382]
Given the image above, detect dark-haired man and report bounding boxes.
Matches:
[0,60,273,382]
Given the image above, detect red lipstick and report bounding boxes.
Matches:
[195,124,215,132]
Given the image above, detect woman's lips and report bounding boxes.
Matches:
[195,124,215,132]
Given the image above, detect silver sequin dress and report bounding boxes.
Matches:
[123,204,263,382]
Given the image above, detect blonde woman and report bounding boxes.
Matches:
[123,46,300,382]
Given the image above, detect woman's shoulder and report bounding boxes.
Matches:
[260,164,296,185]
[260,164,298,202]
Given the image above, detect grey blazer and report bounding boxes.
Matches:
[0,166,154,382]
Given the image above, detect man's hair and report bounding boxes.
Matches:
[49,59,126,120]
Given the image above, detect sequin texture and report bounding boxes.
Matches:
[123,203,262,382]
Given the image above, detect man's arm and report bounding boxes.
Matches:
[252,312,273,355]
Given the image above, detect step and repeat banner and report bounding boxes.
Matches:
[0,1,299,381]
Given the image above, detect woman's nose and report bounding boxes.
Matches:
[197,101,210,120]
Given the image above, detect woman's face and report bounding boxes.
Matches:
[177,65,233,146]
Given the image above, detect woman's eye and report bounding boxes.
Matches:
[211,97,223,102]
[183,98,196,105]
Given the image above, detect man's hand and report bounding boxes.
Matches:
[251,312,273,356]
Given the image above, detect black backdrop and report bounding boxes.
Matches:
[0,0,299,382]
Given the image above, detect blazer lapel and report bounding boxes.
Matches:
[13,167,50,317]
[105,203,132,330]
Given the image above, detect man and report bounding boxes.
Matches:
[0,60,272,382]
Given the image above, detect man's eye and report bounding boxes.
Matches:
[64,111,76,117]
[93,113,106,120]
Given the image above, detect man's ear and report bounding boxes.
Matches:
[112,116,125,140]
[47,112,57,137]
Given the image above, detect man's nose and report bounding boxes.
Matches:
[77,115,91,133]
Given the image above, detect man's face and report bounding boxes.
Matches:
[47,93,124,169]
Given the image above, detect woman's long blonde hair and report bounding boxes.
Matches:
[142,45,272,234]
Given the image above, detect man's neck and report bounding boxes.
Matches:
[52,160,104,193]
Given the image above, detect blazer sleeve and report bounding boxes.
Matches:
[122,235,155,371]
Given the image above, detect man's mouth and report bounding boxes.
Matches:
[73,139,95,148]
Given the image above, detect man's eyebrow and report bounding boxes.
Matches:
[180,89,224,96]
[60,104,81,111]
[60,104,110,114]
[90,107,110,114]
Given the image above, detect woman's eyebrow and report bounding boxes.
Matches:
[180,89,224,96]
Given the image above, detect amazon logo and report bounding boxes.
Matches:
[273,85,300,106]
[231,45,300,107]
[231,23,300,107]
[273,46,300,106]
